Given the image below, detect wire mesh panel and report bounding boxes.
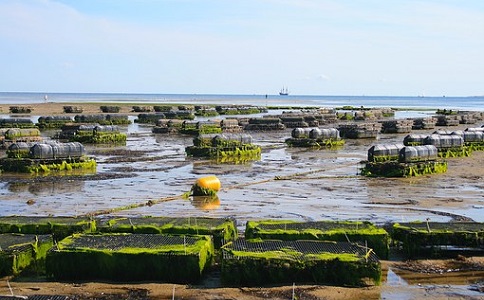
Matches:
[96,216,237,248]
[62,234,200,251]
[0,216,95,240]
[0,296,70,300]
[224,239,379,263]
[0,233,37,253]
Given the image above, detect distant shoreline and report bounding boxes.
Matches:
[0,102,453,117]
[1,92,482,112]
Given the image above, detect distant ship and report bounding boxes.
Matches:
[279,87,289,96]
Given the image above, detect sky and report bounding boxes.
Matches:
[1,0,484,96]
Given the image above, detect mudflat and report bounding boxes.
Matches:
[1,102,483,299]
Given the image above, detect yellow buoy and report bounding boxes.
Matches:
[191,175,221,196]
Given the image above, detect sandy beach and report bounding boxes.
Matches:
[1,102,484,299]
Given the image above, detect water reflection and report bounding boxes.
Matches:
[8,180,85,196]
[190,195,220,210]
[386,268,409,286]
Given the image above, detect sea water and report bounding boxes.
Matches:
[0,92,483,111]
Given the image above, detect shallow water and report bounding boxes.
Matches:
[1,113,484,298]
[1,118,482,227]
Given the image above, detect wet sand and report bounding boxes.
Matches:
[1,102,484,299]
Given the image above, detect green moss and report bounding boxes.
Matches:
[0,157,96,174]
[437,147,472,158]
[186,144,261,162]
[0,216,95,241]
[285,138,345,148]
[191,185,218,196]
[361,161,447,178]
[70,132,127,144]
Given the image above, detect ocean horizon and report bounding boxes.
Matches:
[0,91,483,111]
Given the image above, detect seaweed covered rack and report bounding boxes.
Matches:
[221,239,381,287]
[361,143,448,177]
[389,221,484,258]
[46,233,214,283]
[0,141,96,174]
[245,219,389,259]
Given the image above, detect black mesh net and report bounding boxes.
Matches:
[223,239,379,263]
[62,234,199,251]
[0,216,92,226]
[98,216,231,229]
[398,222,484,232]
[0,234,50,253]
[256,221,376,231]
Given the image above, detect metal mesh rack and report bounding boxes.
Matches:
[256,221,376,232]
[223,239,379,263]
[97,216,233,229]
[0,216,92,226]
[396,222,484,232]
[0,233,37,253]
[60,234,200,252]
[0,296,70,300]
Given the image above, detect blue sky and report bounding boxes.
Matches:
[1,0,483,96]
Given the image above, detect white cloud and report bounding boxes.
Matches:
[0,0,483,95]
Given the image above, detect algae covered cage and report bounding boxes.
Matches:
[390,222,484,258]
[46,233,214,282]
[96,216,237,248]
[222,239,381,287]
[0,233,53,276]
[0,216,96,240]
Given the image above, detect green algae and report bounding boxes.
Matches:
[221,239,381,287]
[97,217,237,248]
[245,220,389,259]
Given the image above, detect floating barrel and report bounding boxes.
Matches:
[399,145,438,163]
[432,130,454,135]
[193,134,219,147]
[0,118,33,125]
[291,127,315,138]
[424,134,464,148]
[450,130,464,136]
[368,143,404,162]
[7,142,34,158]
[94,125,119,133]
[30,143,54,159]
[38,116,72,123]
[8,142,32,152]
[309,128,340,140]
[30,142,84,159]
[5,128,41,139]
[78,124,98,132]
[462,131,484,143]
[403,134,428,146]
[75,114,107,122]
[212,133,253,145]
[221,119,240,128]
[465,127,484,132]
